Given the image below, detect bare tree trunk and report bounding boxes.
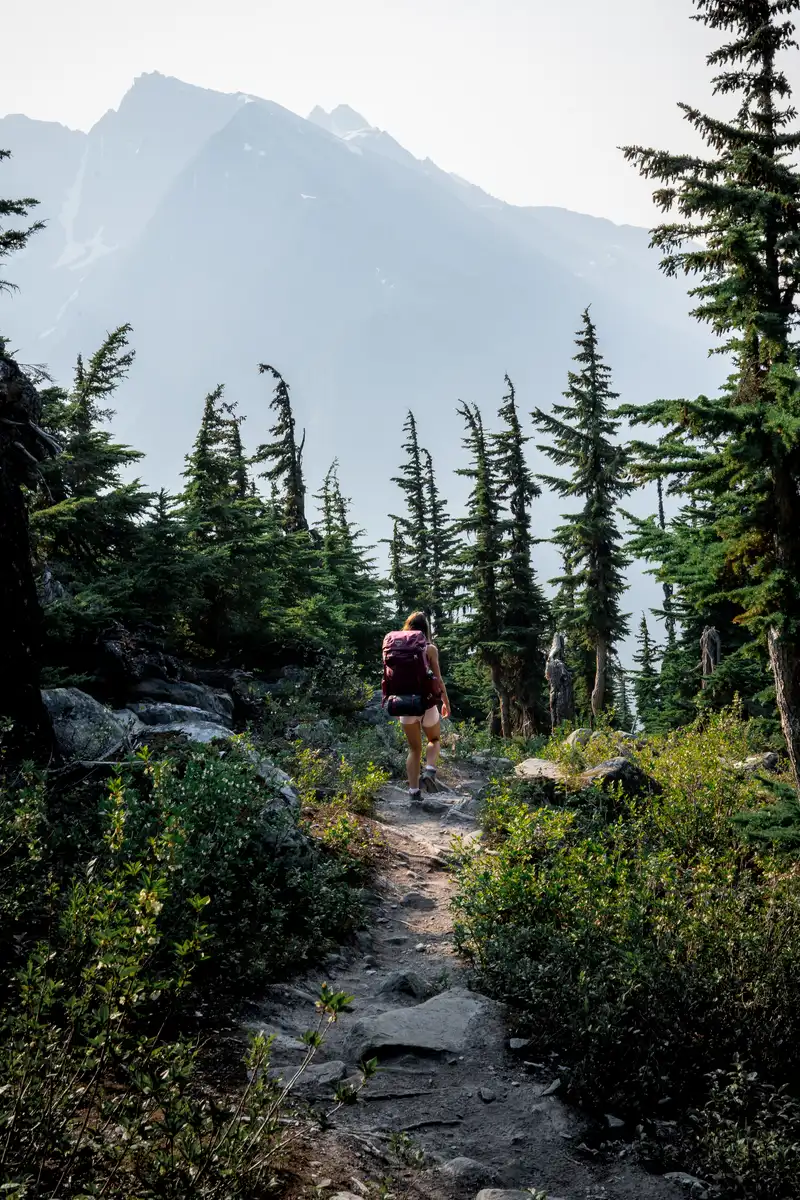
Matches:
[489,660,512,739]
[591,636,607,721]
[768,627,800,790]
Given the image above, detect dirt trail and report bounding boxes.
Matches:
[251,767,686,1200]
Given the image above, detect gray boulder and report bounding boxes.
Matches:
[137,717,234,745]
[127,678,234,724]
[127,701,227,727]
[735,752,779,774]
[355,691,391,726]
[400,891,436,911]
[514,757,566,798]
[377,969,432,1000]
[345,987,502,1061]
[251,756,300,811]
[470,752,514,773]
[42,688,126,761]
[565,728,592,749]
[580,756,659,796]
[440,1158,498,1189]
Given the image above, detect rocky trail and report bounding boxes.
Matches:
[246,765,691,1200]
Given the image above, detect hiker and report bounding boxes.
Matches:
[381,611,451,804]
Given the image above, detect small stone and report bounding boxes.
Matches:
[415,942,427,952]
[475,1191,537,1200]
[440,1158,497,1188]
[386,934,409,945]
[478,1086,497,1103]
[605,1113,625,1129]
[401,891,436,911]
[664,1173,709,1197]
[541,1078,562,1096]
[509,1037,530,1052]
[377,969,431,1000]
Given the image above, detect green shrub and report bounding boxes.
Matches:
[113,745,366,990]
[0,774,371,1198]
[453,710,800,1126]
[690,1061,800,1200]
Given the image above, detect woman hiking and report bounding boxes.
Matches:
[381,612,451,804]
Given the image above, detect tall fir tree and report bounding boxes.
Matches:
[180,387,269,657]
[534,309,632,719]
[632,615,661,732]
[491,375,550,733]
[454,401,510,735]
[386,519,416,623]
[612,656,635,732]
[314,461,387,665]
[34,325,149,585]
[421,447,457,643]
[254,364,307,533]
[0,149,44,301]
[389,411,430,618]
[0,151,54,759]
[551,550,595,720]
[623,0,800,783]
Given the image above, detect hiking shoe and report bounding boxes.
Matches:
[409,788,422,806]
[421,766,438,793]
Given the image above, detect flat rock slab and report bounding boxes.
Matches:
[515,757,564,786]
[400,891,436,910]
[345,988,502,1061]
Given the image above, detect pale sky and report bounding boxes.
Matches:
[1,0,731,228]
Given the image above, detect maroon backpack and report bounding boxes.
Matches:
[381,630,438,716]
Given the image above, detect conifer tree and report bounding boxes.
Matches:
[0,155,53,757]
[314,461,387,664]
[180,386,237,543]
[0,149,44,299]
[386,520,416,623]
[613,657,634,732]
[632,615,661,732]
[550,551,595,720]
[388,411,431,619]
[534,309,632,719]
[34,325,149,583]
[455,402,510,735]
[623,0,800,783]
[180,387,268,656]
[421,447,457,642]
[492,375,550,733]
[254,364,307,533]
[656,478,677,649]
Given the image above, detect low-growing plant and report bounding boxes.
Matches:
[453,708,800,1190]
[442,719,546,766]
[0,775,373,1198]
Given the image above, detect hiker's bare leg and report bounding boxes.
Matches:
[423,720,441,770]
[403,721,422,790]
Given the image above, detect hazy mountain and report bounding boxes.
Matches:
[1,73,721,643]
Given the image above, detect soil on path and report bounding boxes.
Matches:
[248,765,687,1200]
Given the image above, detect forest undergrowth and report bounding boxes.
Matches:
[454,708,800,1199]
[0,670,393,1199]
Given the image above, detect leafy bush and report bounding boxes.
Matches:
[453,710,800,1133]
[0,766,372,1197]
[690,1061,800,1200]
[113,745,366,990]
